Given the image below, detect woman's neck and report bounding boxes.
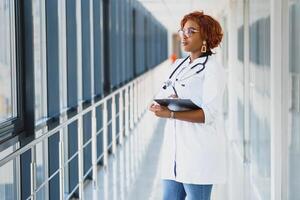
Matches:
[189,51,203,63]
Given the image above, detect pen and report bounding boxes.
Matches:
[172,86,179,98]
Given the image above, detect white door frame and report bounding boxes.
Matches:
[270,0,289,199]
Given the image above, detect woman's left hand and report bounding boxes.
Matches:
[149,104,171,118]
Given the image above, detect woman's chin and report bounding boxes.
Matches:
[183,46,191,52]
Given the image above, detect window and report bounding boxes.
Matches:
[249,0,271,198]
[81,0,92,102]
[102,0,111,95]
[235,0,245,154]
[33,0,47,123]
[288,1,300,199]
[0,1,16,124]
[45,0,60,121]
[0,156,19,199]
[93,0,103,98]
[66,0,78,110]
[0,0,25,142]
[0,145,20,199]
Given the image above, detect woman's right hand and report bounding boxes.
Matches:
[149,103,159,113]
[149,103,171,118]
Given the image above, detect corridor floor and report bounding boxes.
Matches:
[83,111,227,200]
[83,112,166,200]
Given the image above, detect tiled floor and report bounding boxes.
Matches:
[83,112,166,200]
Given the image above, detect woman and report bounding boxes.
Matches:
[149,11,227,200]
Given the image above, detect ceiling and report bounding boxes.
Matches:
[137,0,227,33]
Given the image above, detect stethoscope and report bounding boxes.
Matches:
[162,52,211,96]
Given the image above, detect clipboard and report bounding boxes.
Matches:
[154,98,200,110]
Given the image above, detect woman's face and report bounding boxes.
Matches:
[180,20,203,53]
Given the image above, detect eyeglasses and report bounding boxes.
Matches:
[178,28,199,38]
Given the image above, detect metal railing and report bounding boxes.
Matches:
[0,60,170,200]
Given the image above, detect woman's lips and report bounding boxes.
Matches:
[182,41,188,46]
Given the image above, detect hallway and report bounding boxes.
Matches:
[83,113,229,200]
[0,0,299,199]
[83,113,165,200]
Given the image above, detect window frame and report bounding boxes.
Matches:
[0,0,25,145]
[0,0,37,150]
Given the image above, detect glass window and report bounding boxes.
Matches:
[46,0,60,118]
[102,0,111,95]
[288,0,300,199]
[36,140,47,188]
[0,146,19,200]
[93,0,103,97]
[35,138,47,199]
[36,186,46,200]
[0,161,18,200]
[66,0,78,108]
[235,0,245,154]
[81,0,92,101]
[33,0,47,123]
[0,0,16,124]
[249,0,271,199]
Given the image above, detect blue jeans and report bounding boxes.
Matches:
[162,180,213,200]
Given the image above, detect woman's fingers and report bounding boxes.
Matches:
[149,103,162,112]
[149,106,156,112]
[168,94,178,99]
[149,103,156,111]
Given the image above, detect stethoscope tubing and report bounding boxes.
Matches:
[163,54,210,92]
[169,55,209,80]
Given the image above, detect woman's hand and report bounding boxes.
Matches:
[149,103,171,118]
[149,103,205,123]
[168,94,178,99]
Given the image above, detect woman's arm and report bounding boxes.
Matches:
[149,104,205,123]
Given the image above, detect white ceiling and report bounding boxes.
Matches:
[137,0,227,33]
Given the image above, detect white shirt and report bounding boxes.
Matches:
[157,55,227,184]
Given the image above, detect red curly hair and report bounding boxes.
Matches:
[181,11,223,50]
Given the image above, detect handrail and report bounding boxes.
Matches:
[0,67,153,167]
[0,59,171,200]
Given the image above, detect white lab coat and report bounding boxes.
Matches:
[157,55,227,184]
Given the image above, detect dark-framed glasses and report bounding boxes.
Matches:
[178,28,199,38]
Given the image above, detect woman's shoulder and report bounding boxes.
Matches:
[206,56,225,72]
[205,56,226,81]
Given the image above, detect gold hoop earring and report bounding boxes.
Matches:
[201,41,207,53]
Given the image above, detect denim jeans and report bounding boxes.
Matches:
[162,180,213,200]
